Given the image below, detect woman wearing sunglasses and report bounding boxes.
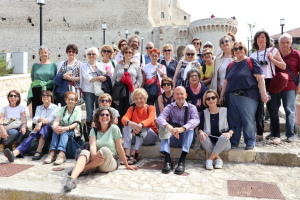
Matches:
[220,41,269,150]
[99,45,117,77]
[199,89,233,170]
[191,38,204,66]
[250,31,286,144]
[200,48,215,88]
[159,44,178,79]
[80,47,107,133]
[0,90,27,152]
[112,46,143,129]
[157,77,174,113]
[64,107,138,192]
[173,45,201,87]
[211,33,235,95]
[3,91,59,162]
[56,44,82,106]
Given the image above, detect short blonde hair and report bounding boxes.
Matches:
[202,89,219,107]
[98,93,112,102]
[131,88,148,101]
[162,44,173,51]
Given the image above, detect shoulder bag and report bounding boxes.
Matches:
[2,106,22,131]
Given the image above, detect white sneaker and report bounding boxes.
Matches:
[215,159,223,169]
[206,159,213,170]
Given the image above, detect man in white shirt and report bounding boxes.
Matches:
[128,36,145,68]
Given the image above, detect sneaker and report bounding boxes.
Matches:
[206,159,213,170]
[67,169,90,177]
[3,148,15,162]
[215,159,223,169]
[287,136,295,143]
[44,153,56,164]
[54,154,66,165]
[64,177,77,192]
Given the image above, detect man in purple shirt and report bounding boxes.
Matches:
[156,86,200,174]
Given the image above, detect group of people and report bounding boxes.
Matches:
[0,31,299,192]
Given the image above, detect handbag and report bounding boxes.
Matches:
[144,74,160,101]
[66,134,83,159]
[2,106,22,131]
[112,81,127,100]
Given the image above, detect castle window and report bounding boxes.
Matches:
[184,16,187,20]
[161,12,164,18]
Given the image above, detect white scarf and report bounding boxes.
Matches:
[182,60,198,80]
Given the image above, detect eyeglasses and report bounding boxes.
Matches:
[163,49,172,52]
[67,51,76,54]
[100,113,110,117]
[186,53,195,57]
[221,40,230,44]
[9,95,18,98]
[203,52,212,56]
[206,96,217,101]
[193,42,201,45]
[131,41,138,44]
[99,99,111,103]
[204,45,212,48]
[190,74,199,78]
[233,46,243,52]
[162,83,171,87]
[87,53,96,56]
[150,54,158,58]
[42,94,51,97]
[146,47,153,50]
[67,98,75,101]
[121,43,127,46]
[102,50,112,54]
[124,51,132,54]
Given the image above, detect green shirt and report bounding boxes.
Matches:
[57,106,82,126]
[31,62,57,83]
[89,124,122,155]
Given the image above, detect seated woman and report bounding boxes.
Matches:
[3,91,59,162]
[121,88,158,164]
[0,90,27,152]
[198,90,233,170]
[44,91,82,165]
[186,68,208,112]
[157,77,174,113]
[64,108,138,192]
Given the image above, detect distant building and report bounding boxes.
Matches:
[271,27,300,48]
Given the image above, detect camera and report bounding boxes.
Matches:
[259,60,268,66]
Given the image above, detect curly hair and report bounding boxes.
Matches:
[93,108,113,131]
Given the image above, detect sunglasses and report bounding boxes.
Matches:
[206,96,217,101]
[124,51,132,54]
[163,49,172,52]
[233,46,244,52]
[102,50,112,54]
[146,47,153,50]
[186,53,195,56]
[9,95,18,98]
[87,53,96,56]
[100,99,111,103]
[42,94,51,97]
[203,52,212,56]
[100,113,110,117]
[162,83,171,87]
[221,40,230,44]
[193,42,201,45]
[67,51,76,54]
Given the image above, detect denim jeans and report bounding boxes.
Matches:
[160,130,194,154]
[228,93,258,147]
[2,125,28,146]
[83,92,99,123]
[49,130,74,153]
[276,90,296,137]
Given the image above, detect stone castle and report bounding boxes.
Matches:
[0,0,238,68]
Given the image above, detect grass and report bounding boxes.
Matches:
[0,58,14,76]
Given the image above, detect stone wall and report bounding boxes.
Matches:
[0,74,31,97]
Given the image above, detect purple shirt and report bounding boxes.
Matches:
[156,101,200,130]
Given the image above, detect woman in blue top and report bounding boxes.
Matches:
[220,41,269,150]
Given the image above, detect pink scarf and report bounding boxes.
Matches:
[190,83,201,95]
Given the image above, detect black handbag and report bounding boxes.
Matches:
[112,81,127,100]
[144,74,159,101]
[66,133,83,159]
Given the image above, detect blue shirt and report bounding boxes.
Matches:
[159,58,178,79]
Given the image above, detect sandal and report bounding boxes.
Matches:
[128,155,138,165]
[273,137,281,145]
[32,151,43,160]
[120,155,133,165]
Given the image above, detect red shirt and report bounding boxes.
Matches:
[276,47,300,91]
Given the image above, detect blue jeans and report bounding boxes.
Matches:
[160,130,194,154]
[83,92,99,123]
[49,130,74,153]
[276,90,296,137]
[2,125,28,146]
[228,93,258,147]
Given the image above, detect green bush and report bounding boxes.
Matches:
[0,58,14,76]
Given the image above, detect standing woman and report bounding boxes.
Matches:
[173,45,201,87]
[211,33,235,94]
[112,46,143,129]
[200,48,215,88]
[115,39,128,63]
[159,44,178,79]
[0,90,27,151]
[99,45,116,77]
[143,48,167,105]
[80,47,107,132]
[220,41,269,150]
[56,44,81,106]
[27,46,57,118]
[191,38,204,66]
[250,31,286,144]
